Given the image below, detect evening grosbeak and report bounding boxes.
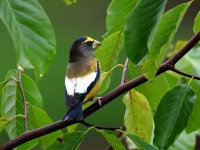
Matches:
[63,36,101,121]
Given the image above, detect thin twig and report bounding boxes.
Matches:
[17,66,28,132]
[169,67,200,80]
[1,31,200,150]
[121,58,129,85]
[80,120,120,131]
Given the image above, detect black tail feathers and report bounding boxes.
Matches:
[63,101,84,121]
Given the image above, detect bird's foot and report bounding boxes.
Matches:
[94,97,102,106]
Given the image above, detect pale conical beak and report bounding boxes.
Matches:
[92,40,101,50]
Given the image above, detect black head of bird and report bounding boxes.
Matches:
[69,36,101,62]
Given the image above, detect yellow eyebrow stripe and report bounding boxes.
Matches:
[83,37,94,43]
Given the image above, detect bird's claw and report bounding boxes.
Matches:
[94,97,102,107]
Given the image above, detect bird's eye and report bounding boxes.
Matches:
[87,41,93,45]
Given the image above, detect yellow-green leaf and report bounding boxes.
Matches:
[123,89,153,143]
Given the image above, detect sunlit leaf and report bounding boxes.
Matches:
[123,89,153,143]
[0,0,56,80]
[106,0,139,36]
[154,84,196,149]
[143,1,192,79]
[176,46,200,76]
[63,0,78,5]
[98,64,123,94]
[186,80,200,133]
[0,79,12,91]
[99,130,126,150]
[27,103,62,149]
[95,31,124,71]
[67,123,79,133]
[124,0,167,64]
[0,115,24,133]
[193,11,200,33]
[168,131,198,150]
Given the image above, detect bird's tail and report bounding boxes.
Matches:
[63,101,84,121]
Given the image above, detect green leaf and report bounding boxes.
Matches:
[176,46,200,76]
[186,80,200,133]
[129,62,178,112]
[153,84,196,149]
[0,117,10,133]
[95,31,124,71]
[0,78,12,91]
[0,0,56,80]
[67,123,79,133]
[168,131,197,150]
[123,89,153,143]
[63,0,77,5]
[98,64,123,94]
[124,0,167,64]
[143,1,192,79]
[1,70,43,149]
[194,11,200,33]
[126,133,157,150]
[0,115,24,133]
[106,0,139,36]
[99,130,126,150]
[46,131,88,150]
[27,103,62,149]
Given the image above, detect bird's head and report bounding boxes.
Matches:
[69,36,101,62]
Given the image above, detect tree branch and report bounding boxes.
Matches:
[1,31,200,150]
[169,67,200,80]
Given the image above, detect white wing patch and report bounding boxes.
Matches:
[65,72,97,96]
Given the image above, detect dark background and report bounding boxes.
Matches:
[0,0,199,149]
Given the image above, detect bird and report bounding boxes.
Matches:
[63,36,101,121]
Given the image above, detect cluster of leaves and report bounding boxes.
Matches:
[0,0,200,149]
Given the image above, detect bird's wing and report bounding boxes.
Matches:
[65,72,97,96]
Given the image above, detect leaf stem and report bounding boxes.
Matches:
[1,31,200,150]
[17,66,28,132]
[121,58,129,85]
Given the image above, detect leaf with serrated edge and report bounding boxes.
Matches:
[143,1,192,80]
[154,84,196,149]
[123,89,153,143]
[27,103,62,149]
[0,0,56,80]
[125,0,167,64]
